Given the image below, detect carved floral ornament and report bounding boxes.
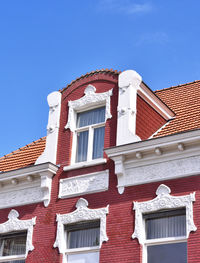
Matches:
[54,198,109,254]
[132,184,197,245]
[65,85,113,131]
[0,209,36,257]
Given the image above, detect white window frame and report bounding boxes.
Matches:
[65,84,112,166]
[54,198,109,263]
[132,184,197,263]
[74,107,106,163]
[0,209,36,262]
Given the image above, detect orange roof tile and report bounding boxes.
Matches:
[0,137,46,172]
[154,80,200,137]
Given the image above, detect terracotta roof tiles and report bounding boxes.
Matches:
[154,80,200,137]
[0,137,46,172]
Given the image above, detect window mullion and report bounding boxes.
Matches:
[87,126,94,161]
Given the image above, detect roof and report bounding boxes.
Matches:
[0,75,199,172]
[61,69,120,93]
[0,137,46,172]
[155,80,200,137]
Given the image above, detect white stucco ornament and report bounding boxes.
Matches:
[65,84,113,131]
[36,91,61,164]
[59,170,109,199]
[0,209,36,257]
[117,70,142,146]
[132,184,197,244]
[54,198,109,254]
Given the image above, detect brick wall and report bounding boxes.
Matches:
[136,95,166,140]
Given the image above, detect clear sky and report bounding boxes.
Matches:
[0,0,200,156]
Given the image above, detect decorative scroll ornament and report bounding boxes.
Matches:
[0,210,36,257]
[65,85,113,131]
[54,198,109,254]
[132,184,197,244]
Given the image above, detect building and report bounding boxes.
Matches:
[0,69,199,263]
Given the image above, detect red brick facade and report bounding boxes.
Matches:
[0,70,199,263]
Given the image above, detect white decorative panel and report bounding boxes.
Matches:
[0,187,43,209]
[132,184,197,245]
[59,170,109,198]
[125,156,200,186]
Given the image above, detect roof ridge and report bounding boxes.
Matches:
[0,137,46,161]
[155,80,200,93]
[60,68,121,93]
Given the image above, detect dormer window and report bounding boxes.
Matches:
[64,85,112,168]
[76,107,105,162]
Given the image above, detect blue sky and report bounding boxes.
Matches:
[0,0,200,156]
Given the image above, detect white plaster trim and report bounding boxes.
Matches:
[65,85,113,132]
[54,198,109,254]
[0,163,58,208]
[106,129,200,193]
[132,184,197,245]
[63,158,107,171]
[0,209,36,258]
[36,91,61,164]
[117,70,142,145]
[59,170,109,198]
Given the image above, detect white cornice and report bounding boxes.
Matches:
[0,163,58,208]
[105,129,200,194]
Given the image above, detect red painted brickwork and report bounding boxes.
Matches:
[0,73,199,263]
[0,166,199,262]
[136,95,166,140]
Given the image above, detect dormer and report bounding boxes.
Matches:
[36,69,174,170]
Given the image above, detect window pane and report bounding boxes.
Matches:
[93,127,105,159]
[66,221,100,249]
[147,242,187,263]
[77,107,105,128]
[76,131,88,162]
[68,251,99,263]
[145,209,186,239]
[68,228,100,249]
[0,232,26,257]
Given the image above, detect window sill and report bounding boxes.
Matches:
[63,158,107,171]
[65,246,100,255]
[0,254,25,262]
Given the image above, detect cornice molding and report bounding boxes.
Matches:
[132,184,197,244]
[0,163,58,208]
[105,129,200,194]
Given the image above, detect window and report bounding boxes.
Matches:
[0,209,36,263]
[54,198,109,262]
[64,85,112,167]
[65,221,100,263]
[144,209,187,263]
[132,184,197,263]
[0,232,26,263]
[75,107,105,163]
